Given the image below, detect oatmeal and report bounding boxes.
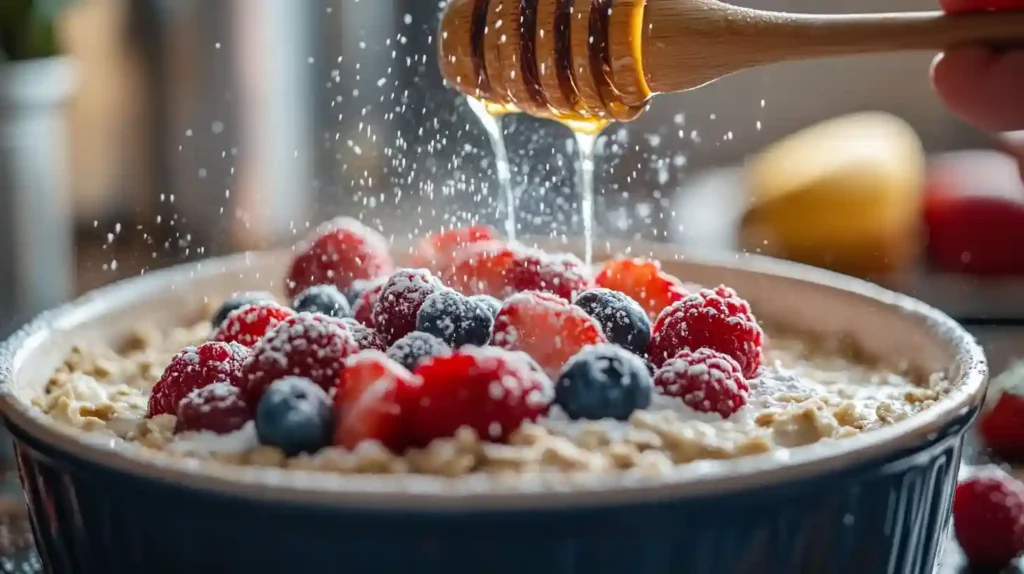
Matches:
[27,220,953,479]
[33,318,949,477]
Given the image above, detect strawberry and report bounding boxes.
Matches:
[333,351,415,452]
[491,291,607,377]
[954,467,1024,567]
[594,257,689,320]
[285,217,394,298]
[410,225,500,274]
[405,347,553,446]
[505,252,592,301]
[441,240,522,297]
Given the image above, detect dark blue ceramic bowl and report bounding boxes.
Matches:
[0,244,987,574]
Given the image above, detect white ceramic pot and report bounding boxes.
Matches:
[0,57,78,336]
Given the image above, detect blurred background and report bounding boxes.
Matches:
[1,0,1022,372]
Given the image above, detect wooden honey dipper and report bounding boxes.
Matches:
[438,0,1024,124]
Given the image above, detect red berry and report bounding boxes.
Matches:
[333,351,416,452]
[241,313,359,401]
[410,225,500,274]
[954,468,1024,567]
[341,318,388,352]
[654,348,749,418]
[649,286,764,378]
[372,269,445,346]
[212,302,295,348]
[175,382,252,434]
[979,386,1024,460]
[285,217,394,298]
[491,291,607,377]
[351,277,386,327]
[594,257,689,320]
[405,347,553,446]
[506,252,592,301]
[148,342,250,417]
[441,240,521,297]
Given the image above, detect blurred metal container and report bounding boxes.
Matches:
[0,57,77,335]
[125,0,322,256]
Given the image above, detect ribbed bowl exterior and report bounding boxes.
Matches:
[9,408,973,574]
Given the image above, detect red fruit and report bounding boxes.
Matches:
[175,382,252,434]
[648,286,764,377]
[341,318,388,352]
[924,151,1024,275]
[333,351,415,452]
[410,225,500,274]
[978,365,1024,460]
[594,257,689,320]
[405,347,553,446]
[285,217,394,298]
[372,269,445,346]
[148,342,250,417]
[351,277,386,327]
[506,252,592,301]
[954,468,1024,567]
[241,313,359,401]
[441,240,521,297]
[655,348,749,418]
[491,291,607,377]
[212,302,295,348]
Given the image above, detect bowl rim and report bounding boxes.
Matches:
[0,246,988,511]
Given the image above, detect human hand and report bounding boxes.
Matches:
[931,0,1024,175]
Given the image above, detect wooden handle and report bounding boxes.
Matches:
[643,0,1024,93]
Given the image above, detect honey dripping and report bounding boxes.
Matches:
[456,0,651,265]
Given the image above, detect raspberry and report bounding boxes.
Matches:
[405,347,553,446]
[212,302,295,348]
[954,468,1024,567]
[175,382,252,434]
[148,342,250,417]
[410,225,499,274]
[351,277,386,327]
[594,257,689,320]
[506,252,592,301]
[211,291,276,329]
[648,285,764,377]
[372,269,445,346]
[334,351,416,452]
[441,240,521,297]
[285,217,394,298]
[341,318,388,352]
[240,313,359,401]
[654,348,749,418]
[491,291,607,377]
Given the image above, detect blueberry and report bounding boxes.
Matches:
[555,344,653,421]
[212,291,277,328]
[573,288,651,357]
[255,377,333,456]
[416,289,493,348]
[387,331,451,371]
[292,284,351,318]
[469,295,502,319]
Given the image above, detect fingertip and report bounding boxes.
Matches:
[933,48,1024,132]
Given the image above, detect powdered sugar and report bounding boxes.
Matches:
[170,421,260,455]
